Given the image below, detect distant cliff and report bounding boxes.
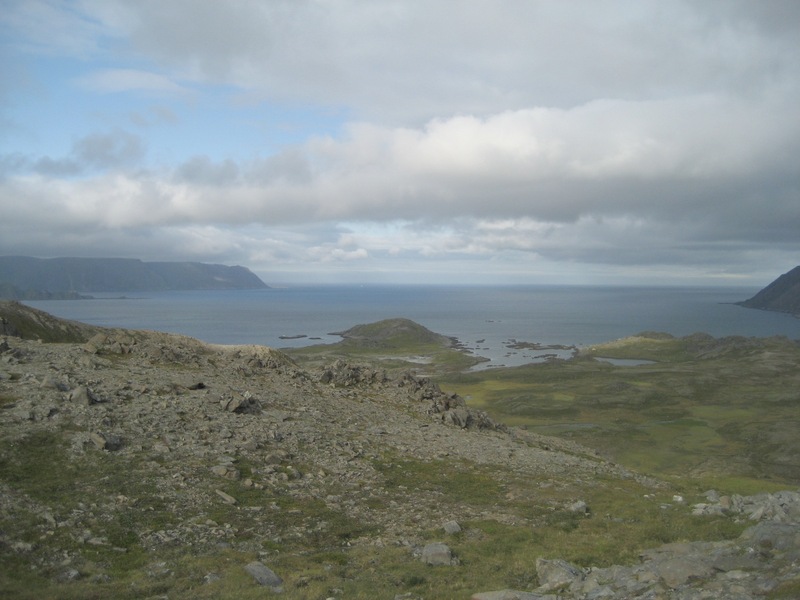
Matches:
[0,256,268,294]
[737,266,800,316]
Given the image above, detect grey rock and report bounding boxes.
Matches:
[655,555,715,588]
[740,520,800,553]
[443,519,462,535]
[444,407,471,428]
[90,431,123,451]
[203,572,221,584]
[421,542,459,566]
[55,568,81,583]
[244,561,283,592]
[70,385,100,405]
[215,489,237,505]
[221,392,262,414]
[471,591,556,600]
[535,558,584,592]
[40,375,68,391]
[567,500,589,514]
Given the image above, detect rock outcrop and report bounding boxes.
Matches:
[473,491,800,600]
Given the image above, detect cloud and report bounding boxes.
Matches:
[73,130,146,169]
[63,0,800,124]
[75,69,189,96]
[1,1,799,284]
[2,91,797,269]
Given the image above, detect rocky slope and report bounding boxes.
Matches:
[1,303,798,599]
[738,265,800,316]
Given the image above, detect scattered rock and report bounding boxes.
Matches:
[443,519,462,535]
[244,561,284,592]
[215,489,237,505]
[420,542,459,566]
[39,375,68,391]
[567,500,589,514]
[55,568,81,583]
[220,392,262,414]
[70,385,100,405]
[203,572,221,584]
[472,591,556,600]
[90,431,123,451]
[535,558,584,592]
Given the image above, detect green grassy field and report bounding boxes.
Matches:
[440,332,800,487]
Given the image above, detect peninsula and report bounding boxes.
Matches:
[737,265,800,316]
[0,256,267,296]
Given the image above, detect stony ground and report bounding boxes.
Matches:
[1,303,798,599]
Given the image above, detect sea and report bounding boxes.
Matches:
[24,285,800,370]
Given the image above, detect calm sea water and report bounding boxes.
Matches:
[25,285,800,369]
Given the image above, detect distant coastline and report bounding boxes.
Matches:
[0,256,268,299]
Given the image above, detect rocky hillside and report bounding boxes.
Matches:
[1,303,798,599]
[0,256,267,294]
[737,265,800,316]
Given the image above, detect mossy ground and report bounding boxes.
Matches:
[0,430,748,599]
[2,327,797,598]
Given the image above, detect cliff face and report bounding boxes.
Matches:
[0,256,267,293]
[737,266,800,316]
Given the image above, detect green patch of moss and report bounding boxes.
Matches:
[373,455,503,507]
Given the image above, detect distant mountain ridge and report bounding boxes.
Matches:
[737,266,800,316]
[0,256,268,294]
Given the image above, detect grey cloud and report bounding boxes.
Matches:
[73,130,146,169]
[85,1,800,124]
[246,150,312,185]
[33,156,82,177]
[174,156,240,186]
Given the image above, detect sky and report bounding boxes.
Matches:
[1,1,799,286]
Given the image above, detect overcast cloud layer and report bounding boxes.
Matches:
[1,0,799,285]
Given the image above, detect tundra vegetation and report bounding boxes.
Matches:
[1,305,798,599]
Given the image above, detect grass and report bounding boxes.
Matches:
[373,454,504,508]
[0,421,752,599]
[439,334,800,485]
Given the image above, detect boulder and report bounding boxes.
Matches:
[244,561,283,592]
[535,558,584,592]
[443,520,462,535]
[40,375,68,391]
[421,542,459,566]
[70,385,100,405]
[221,392,261,414]
[90,432,123,451]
